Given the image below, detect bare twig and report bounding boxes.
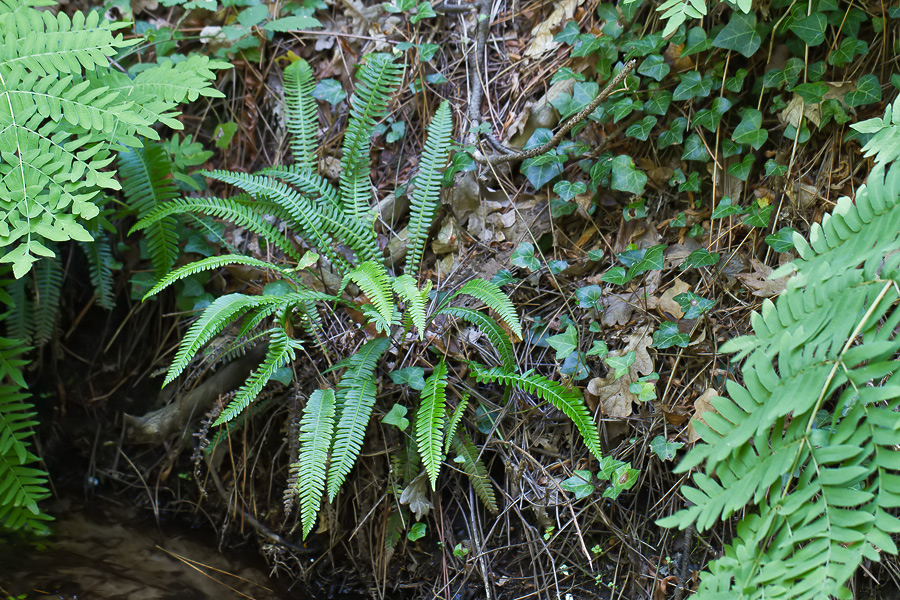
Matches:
[473,58,638,165]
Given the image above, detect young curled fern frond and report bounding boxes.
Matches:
[282,59,318,171]
[130,196,303,262]
[348,261,395,334]
[449,432,499,513]
[294,388,335,539]
[447,279,522,339]
[392,274,428,339]
[327,337,390,500]
[214,327,300,425]
[435,306,515,368]
[416,359,448,490]
[471,364,602,461]
[142,254,301,300]
[405,100,452,277]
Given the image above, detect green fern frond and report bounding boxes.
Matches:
[448,279,522,339]
[327,337,391,500]
[5,279,31,343]
[78,239,115,309]
[449,432,499,513]
[293,388,335,539]
[443,392,468,454]
[405,100,452,277]
[32,255,62,348]
[283,59,318,171]
[259,165,340,208]
[392,274,427,339]
[143,254,299,300]
[658,162,900,599]
[849,94,900,166]
[416,359,448,490]
[339,53,404,222]
[130,195,303,262]
[118,142,180,277]
[348,261,395,333]
[435,306,515,368]
[471,365,602,461]
[214,328,300,425]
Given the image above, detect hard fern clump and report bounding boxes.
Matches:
[660,162,900,599]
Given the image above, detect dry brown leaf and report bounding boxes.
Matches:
[399,472,434,520]
[687,388,719,443]
[524,0,585,58]
[587,327,654,418]
[735,258,789,297]
[659,278,690,319]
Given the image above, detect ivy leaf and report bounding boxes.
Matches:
[829,37,867,67]
[382,404,410,430]
[845,74,882,108]
[605,351,636,380]
[551,67,586,83]
[680,248,720,270]
[766,226,796,252]
[561,470,594,500]
[673,71,713,101]
[727,154,755,181]
[789,12,826,46]
[682,133,710,161]
[653,321,690,349]
[603,465,639,499]
[765,160,788,177]
[725,69,748,92]
[682,27,712,56]
[693,97,732,132]
[547,325,578,360]
[744,203,773,228]
[601,267,628,284]
[575,285,603,310]
[554,21,580,44]
[649,435,684,461]
[521,129,564,188]
[410,1,437,23]
[732,109,768,150]
[407,522,427,541]
[312,79,347,105]
[626,116,657,141]
[610,155,647,194]
[626,244,665,279]
[390,366,426,391]
[491,269,518,286]
[670,212,686,227]
[792,82,829,104]
[560,351,590,380]
[511,242,540,271]
[628,379,657,402]
[547,260,568,275]
[674,291,715,319]
[638,54,670,81]
[658,117,687,149]
[554,180,587,201]
[713,11,761,57]
[644,91,673,116]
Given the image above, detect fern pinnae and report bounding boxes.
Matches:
[327,337,390,500]
[349,261,395,332]
[449,279,522,339]
[282,59,318,171]
[31,255,62,348]
[443,392,468,454]
[416,359,448,490]
[450,432,499,513]
[404,100,453,277]
[471,365,602,461]
[294,388,335,539]
[259,166,340,208]
[392,274,426,339]
[143,254,299,300]
[435,306,515,368]
[78,239,115,309]
[214,328,300,425]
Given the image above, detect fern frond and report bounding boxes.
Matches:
[405,101,452,277]
[31,255,62,347]
[416,359,448,490]
[118,142,180,277]
[130,195,303,262]
[443,392,468,454]
[259,165,340,208]
[435,306,515,368]
[143,254,300,300]
[850,92,900,166]
[327,337,391,500]
[392,274,427,339]
[294,388,335,539]
[214,328,300,425]
[282,59,318,171]
[449,432,499,513]
[448,279,522,339]
[348,261,395,334]
[339,53,404,222]
[5,279,31,343]
[78,239,115,309]
[471,365,602,461]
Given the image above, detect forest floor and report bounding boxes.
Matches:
[9,0,900,599]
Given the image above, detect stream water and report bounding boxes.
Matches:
[0,499,287,600]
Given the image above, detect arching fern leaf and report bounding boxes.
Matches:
[294,388,335,539]
[443,392,468,454]
[416,358,447,490]
[283,59,318,171]
[392,274,428,339]
[449,432,499,513]
[143,254,300,300]
[78,238,115,310]
[448,279,522,339]
[348,261,395,334]
[435,306,515,368]
[32,254,62,348]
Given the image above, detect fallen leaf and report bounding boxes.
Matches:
[524,0,585,58]
[585,327,654,418]
[687,388,719,443]
[399,471,434,520]
[735,258,789,297]
[658,278,691,320]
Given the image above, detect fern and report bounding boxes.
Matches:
[416,359,448,490]
[449,432,499,513]
[293,388,335,539]
[339,53,404,224]
[143,254,300,300]
[31,254,62,348]
[850,94,900,166]
[443,392,468,454]
[471,365,602,461]
[0,0,225,277]
[78,238,115,310]
[118,142,180,278]
[405,101,452,277]
[215,328,301,425]
[393,274,429,339]
[349,261,396,334]
[5,279,31,343]
[327,337,390,500]
[435,306,515,368]
[658,162,900,599]
[448,279,523,339]
[283,59,318,171]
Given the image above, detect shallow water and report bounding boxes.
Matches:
[0,500,283,600]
